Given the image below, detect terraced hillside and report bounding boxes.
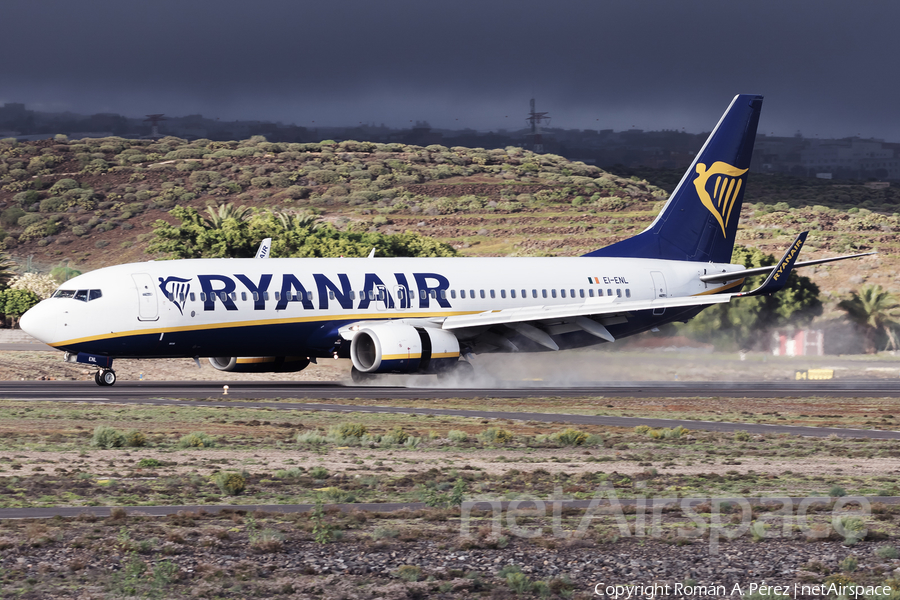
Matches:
[0,136,893,297]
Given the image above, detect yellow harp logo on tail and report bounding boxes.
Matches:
[693,161,748,237]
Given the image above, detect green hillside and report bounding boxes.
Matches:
[0,136,892,298]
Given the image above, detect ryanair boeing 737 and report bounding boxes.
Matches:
[19,95,871,385]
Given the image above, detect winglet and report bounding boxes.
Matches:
[738,231,808,297]
[255,238,272,259]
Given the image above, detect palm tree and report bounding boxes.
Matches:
[837,285,900,353]
[272,210,321,232]
[203,203,252,229]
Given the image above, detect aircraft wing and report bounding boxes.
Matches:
[441,231,813,348]
[440,293,732,332]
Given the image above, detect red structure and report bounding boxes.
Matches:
[772,329,824,356]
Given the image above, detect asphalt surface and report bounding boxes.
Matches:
[1,379,899,399]
[0,380,898,439]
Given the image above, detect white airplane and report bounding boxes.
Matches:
[20,95,870,385]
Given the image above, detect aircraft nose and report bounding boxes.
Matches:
[20,301,57,345]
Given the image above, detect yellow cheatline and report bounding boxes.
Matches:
[49,310,480,348]
[693,279,744,296]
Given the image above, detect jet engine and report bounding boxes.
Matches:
[350,324,460,374]
[208,356,310,373]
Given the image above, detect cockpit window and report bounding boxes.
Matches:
[52,289,103,302]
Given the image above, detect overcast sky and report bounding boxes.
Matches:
[2,1,898,139]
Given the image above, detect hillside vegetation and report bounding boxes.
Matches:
[0,135,892,298]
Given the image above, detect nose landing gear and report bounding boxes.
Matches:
[94,369,117,386]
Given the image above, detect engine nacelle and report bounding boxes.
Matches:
[350,324,460,374]
[208,356,310,373]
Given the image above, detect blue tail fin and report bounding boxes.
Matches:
[584,94,763,263]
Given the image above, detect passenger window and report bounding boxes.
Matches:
[274,292,281,301]
[607,289,613,296]
[252,292,259,301]
[521,289,526,298]
[370,290,375,300]
[510,290,516,298]
[420,290,426,300]
[329,291,335,300]
[551,289,557,298]
[570,289,575,297]
[616,289,622,298]
[308,291,314,301]
[200,292,207,302]
[470,290,475,298]
[589,289,594,298]
[625,289,631,298]
[542,290,547,298]
[490,290,496,299]
[500,290,506,299]
[480,290,486,299]
[430,290,437,299]
[451,290,456,299]
[460,290,466,299]
[441,290,447,299]
[579,289,585,298]
[350,291,355,300]
[264,292,269,301]
[532,290,538,298]
[560,289,566,298]
[241,292,247,301]
[179,293,185,303]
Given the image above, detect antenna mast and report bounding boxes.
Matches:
[526,99,550,153]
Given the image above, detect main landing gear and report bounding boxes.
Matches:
[94,369,117,386]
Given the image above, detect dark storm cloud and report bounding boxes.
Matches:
[2,0,898,138]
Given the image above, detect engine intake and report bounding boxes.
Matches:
[208,356,310,373]
[350,324,460,374]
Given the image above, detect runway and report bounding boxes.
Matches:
[0,378,899,399]
[1,380,899,439]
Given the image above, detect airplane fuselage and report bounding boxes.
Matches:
[23,256,744,359]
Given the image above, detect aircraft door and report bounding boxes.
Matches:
[132,273,159,321]
[650,271,667,316]
[375,284,388,311]
[393,285,408,310]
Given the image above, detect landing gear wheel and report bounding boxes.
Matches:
[350,366,374,384]
[95,369,117,387]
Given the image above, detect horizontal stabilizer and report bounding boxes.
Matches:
[701,250,876,284]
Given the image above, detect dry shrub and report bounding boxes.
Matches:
[108,507,127,522]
